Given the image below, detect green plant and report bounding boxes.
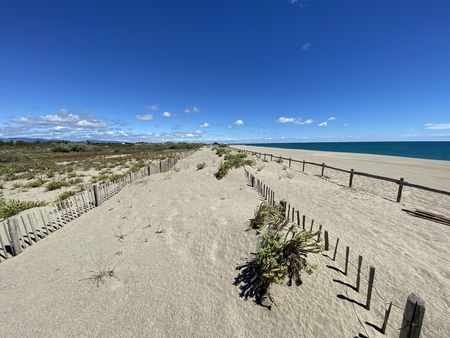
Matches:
[0,198,47,219]
[250,202,286,231]
[196,162,207,170]
[57,190,76,202]
[23,178,45,188]
[236,228,323,308]
[216,153,254,179]
[46,180,67,191]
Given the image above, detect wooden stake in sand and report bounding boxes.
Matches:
[349,169,354,187]
[332,238,339,261]
[397,177,404,203]
[324,231,329,250]
[381,302,392,334]
[7,219,22,256]
[296,210,300,226]
[399,293,425,338]
[93,185,102,207]
[302,160,305,172]
[356,255,363,292]
[321,163,325,177]
[302,215,306,229]
[344,246,350,275]
[366,266,375,310]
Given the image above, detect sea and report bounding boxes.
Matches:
[243,141,450,161]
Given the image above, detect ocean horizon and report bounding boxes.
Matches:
[243,141,450,161]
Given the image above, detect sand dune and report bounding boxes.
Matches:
[0,147,448,337]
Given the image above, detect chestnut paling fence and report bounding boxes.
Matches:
[244,168,426,338]
[231,147,450,204]
[0,150,195,262]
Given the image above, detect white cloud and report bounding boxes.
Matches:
[318,122,328,127]
[184,106,200,113]
[162,111,173,118]
[424,123,450,130]
[328,116,336,121]
[277,117,295,123]
[199,122,210,128]
[228,119,244,128]
[276,117,313,125]
[147,104,160,111]
[301,43,311,51]
[136,114,153,121]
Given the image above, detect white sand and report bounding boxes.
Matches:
[0,147,448,337]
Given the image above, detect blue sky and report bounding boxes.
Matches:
[0,0,449,143]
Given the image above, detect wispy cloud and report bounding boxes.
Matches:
[424,123,450,130]
[162,111,173,118]
[328,116,336,121]
[184,106,200,113]
[301,42,311,51]
[136,114,153,121]
[317,116,336,127]
[318,122,327,127]
[146,104,160,111]
[228,119,244,128]
[199,122,210,128]
[276,117,313,125]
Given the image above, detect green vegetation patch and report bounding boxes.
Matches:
[249,202,286,231]
[0,198,47,220]
[46,180,67,191]
[216,153,254,179]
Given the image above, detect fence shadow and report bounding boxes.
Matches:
[337,294,366,309]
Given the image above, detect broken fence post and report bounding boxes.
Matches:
[399,293,425,338]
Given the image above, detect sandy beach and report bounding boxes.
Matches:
[0,147,449,337]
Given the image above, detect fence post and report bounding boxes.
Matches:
[289,158,292,168]
[399,293,425,338]
[366,266,375,310]
[7,219,22,256]
[397,178,404,203]
[344,246,350,275]
[93,185,102,207]
[302,160,305,172]
[356,255,363,292]
[349,169,354,187]
[321,163,325,176]
[264,153,266,161]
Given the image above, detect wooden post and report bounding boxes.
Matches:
[344,246,350,275]
[302,215,305,229]
[349,169,354,187]
[296,210,300,226]
[333,238,339,261]
[270,154,273,161]
[289,158,292,168]
[302,160,305,172]
[321,163,325,176]
[324,231,329,250]
[355,255,363,292]
[399,293,425,338]
[93,185,101,207]
[381,302,392,334]
[366,266,375,310]
[317,225,322,241]
[20,215,33,246]
[264,153,266,161]
[397,178,404,203]
[310,219,314,232]
[27,213,39,241]
[7,219,22,256]
[287,204,291,220]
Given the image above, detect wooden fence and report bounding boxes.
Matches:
[232,147,450,204]
[0,150,195,262]
[244,168,426,338]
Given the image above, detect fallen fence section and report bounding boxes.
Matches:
[244,168,426,338]
[232,147,450,204]
[0,150,195,263]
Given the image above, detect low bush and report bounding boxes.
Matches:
[46,180,67,191]
[23,178,46,188]
[0,198,47,220]
[249,202,286,231]
[216,153,254,179]
[57,190,76,202]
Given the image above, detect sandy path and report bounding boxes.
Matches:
[0,148,441,337]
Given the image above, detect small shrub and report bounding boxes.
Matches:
[196,162,207,170]
[46,180,67,191]
[249,202,286,231]
[0,198,47,219]
[216,153,254,179]
[57,190,76,202]
[23,178,45,188]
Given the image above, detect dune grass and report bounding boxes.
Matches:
[0,198,47,220]
[216,153,255,179]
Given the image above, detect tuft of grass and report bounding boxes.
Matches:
[23,178,46,188]
[216,153,255,179]
[84,256,117,287]
[173,167,182,172]
[57,190,76,202]
[236,228,323,308]
[0,198,47,219]
[249,202,286,231]
[46,180,67,191]
[196,162,207,170]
